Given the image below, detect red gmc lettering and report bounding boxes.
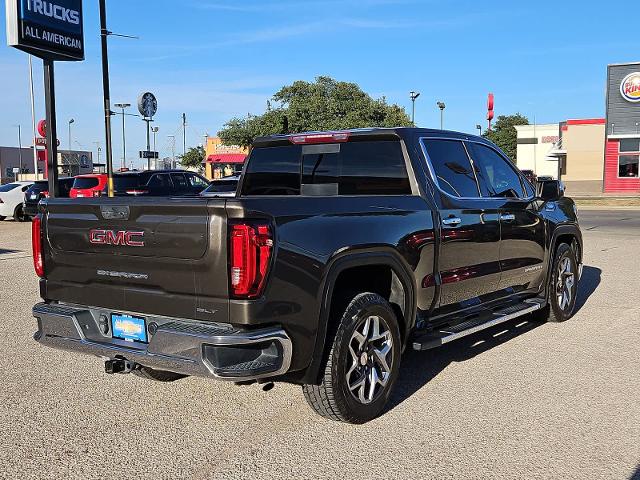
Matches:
[89,229,144,247]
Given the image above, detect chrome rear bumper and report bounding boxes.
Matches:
[33,302,292,381]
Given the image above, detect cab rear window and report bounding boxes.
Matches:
[241,140,411,196]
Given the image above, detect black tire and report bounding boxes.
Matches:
[302,292,401,424]
[0,216,5,221]
[534,243,579,323]
[13,205,26,222]
[132,366,187,382]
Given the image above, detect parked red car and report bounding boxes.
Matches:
[70,174,107,198]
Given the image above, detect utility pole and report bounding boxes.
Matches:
[114,102,131,170]
[409,91,420,126]
[28,55,38,180]
[99,0,115,197]
[182,113,187,156]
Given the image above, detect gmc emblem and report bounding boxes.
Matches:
[89,229,144,247]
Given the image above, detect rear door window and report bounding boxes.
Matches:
[170,173,189,193]
[466,143,525,198]
[422,139,480,198]
[147,173,174,195]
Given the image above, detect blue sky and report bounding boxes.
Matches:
[0,0,632,168]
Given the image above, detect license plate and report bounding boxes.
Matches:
[30,194,38,200]
[111,314,147,343]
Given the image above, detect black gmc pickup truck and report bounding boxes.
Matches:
[32,128,582,423]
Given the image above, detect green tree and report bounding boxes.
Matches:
[482,113,529,163]
[219,76,412,147]
[179,145,205,171]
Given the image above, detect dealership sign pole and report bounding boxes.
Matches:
[6,0,84,197]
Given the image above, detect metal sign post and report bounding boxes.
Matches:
[138,92,157,170]
[43,60,59,196]
[6,0,85,197]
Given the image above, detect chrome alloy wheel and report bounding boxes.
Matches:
[346,315,394,404]
[556,256,575,311]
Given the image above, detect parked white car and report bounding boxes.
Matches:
[0,181,34,221]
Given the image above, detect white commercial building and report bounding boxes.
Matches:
[514,123,560,179]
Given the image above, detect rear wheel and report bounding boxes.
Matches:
[534,243,578,323]
[302,292,401,424]
[0,216,5,221]
[132,366,187,382]
[13,205,27,222]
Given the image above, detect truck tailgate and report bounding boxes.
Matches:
[42,197,230,323]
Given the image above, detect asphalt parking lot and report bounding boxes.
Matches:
[0,210,639,480]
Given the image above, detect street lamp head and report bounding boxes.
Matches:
[152,126,159,133]
[69,118,75,124]
[410,91,421,101]
[114,103,131,109]
[437,101,446,110]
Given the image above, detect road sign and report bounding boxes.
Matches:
[35,137,60,147]
[5,0,85,61]
[137,92,157,118]
[139,151,158,159]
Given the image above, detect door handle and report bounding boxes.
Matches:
[442,216,462,227]
[500,213,516,222]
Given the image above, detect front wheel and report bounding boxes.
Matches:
[302,292,401,424]
[0,216,5,221]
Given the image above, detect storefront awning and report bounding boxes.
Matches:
[206,153,246,164]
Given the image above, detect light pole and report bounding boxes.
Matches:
[409,91,420,126]
[114,102,131,170]
[151,126,159,169]
[436,102,445,130]
[68,118,75,151]
[476,124,482,136]
[13,125,23,179]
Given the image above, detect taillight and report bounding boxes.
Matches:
[32,215,44,277]
[289,131,350,144]
[229,223,273,299]
[42,191,49,198]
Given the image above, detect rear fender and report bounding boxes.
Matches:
[300,247,416,385]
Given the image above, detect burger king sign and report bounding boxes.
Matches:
[621,72,640,102]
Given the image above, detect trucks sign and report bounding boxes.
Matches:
[5,0,84,61]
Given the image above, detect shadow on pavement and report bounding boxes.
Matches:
[389,316,543,412]
[575,266,601,313]
[0,248,21,255]
[630,465,640,480]
[388,265,602,412]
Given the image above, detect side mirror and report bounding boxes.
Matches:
[537,180,565,201]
